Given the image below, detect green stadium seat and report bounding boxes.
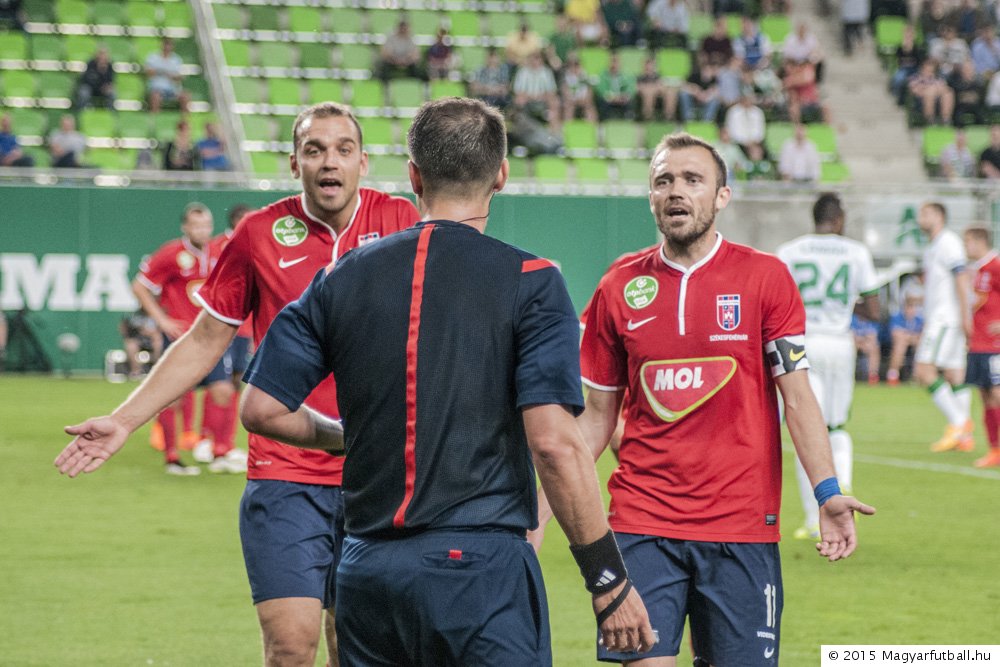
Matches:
[350,79,385,109]
[267,78,303,107]
[55,0,90,24]
[603,120,641,152]
[875,16,907,56]
[616,158,650,182]
[23,0,55,22]
[162,2,192,28]
[250,151,287,175]
[172,39,199,65]
[397,115,413,143]
[388,79,425,110]
[508,156,531,179]
[339,44,374,72]
[102,36,134,64]
[820,161,850,183]
[764,121,794,156]
[258,42,298,70]
[0,32,29,60]
[153,111,183,142]
[243,114,275,142]
[965,125,990,155]
[187,113,217,139]
[222,40,252,67]
[307,79,346,104]
[289,6,326,34]
[657,49,691,82]
[359,116,395,147]
[617,48,647,77]
[448,11,481,38]
[684,121,719,143]
[530,14,557,39]
[429,80,466,99]
[760,15,791,49]
[579,47,611,76]
[408,10,444,36]
[132,37,162,63]
[92,1,124,25]
[563,120,599,153]
[185,76,210,103]
[31,34,64,61]
[329,8,364,34]
[534,155,570,181]
[214,4,246,31]
[274,115,295,143]
[724,14,741,37]
[460,46,488,74]
[249,5,282,32]
[231,77,264,105]
[80,108,117,137]
[64,34,98,62]
[125,0,158,27]
[922,126,955,163]
[367,10,403,36]
[805,123,838,159]
[365,154,409,180]
[89,147,136,171]
[644,121,675,150]
[688,13,714,49]
[9,107,47,136]
[117,111,151,139]
[37,71,74,99]
[575,157,610,182]
[486,12,520,38]
[299,43,333,69]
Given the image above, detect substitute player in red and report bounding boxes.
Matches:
[55,102,420,667]
[962,225,1000,468]
[132,202,233,475]
[540,133,875,666]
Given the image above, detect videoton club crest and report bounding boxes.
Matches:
[717,294,741,331]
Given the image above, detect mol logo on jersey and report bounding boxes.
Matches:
[639,357,737,422]
[717,294,741,331]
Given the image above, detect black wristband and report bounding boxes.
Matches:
[569,529,628,594]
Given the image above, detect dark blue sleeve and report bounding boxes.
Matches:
[243,269,335,412]
[514,265,585,415]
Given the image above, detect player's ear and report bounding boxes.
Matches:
[408,159,423,197]
[359,150,369,178]
[715,185,732,212]
[289,151,300,180]
[493,158,509,194]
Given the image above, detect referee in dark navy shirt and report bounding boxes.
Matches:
[241,97,654,666]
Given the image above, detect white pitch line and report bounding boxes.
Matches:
[782,447,1000,480]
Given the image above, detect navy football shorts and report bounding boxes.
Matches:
[161,333,234,387]
[336,530,550,667]
[228,335,252,376]
[239,480,345,607]
[965,352,1000,388]
[599,534,782,667]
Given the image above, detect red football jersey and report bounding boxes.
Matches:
[579,244,661,328]
[581,235,806,543]
[969,251,1000,353]
[137,236,219,334]
[211,230,253,339]
[196,190,420,485]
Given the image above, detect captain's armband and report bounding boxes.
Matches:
[765,335,809,377]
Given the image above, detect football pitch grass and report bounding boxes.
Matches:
[2,375,999,666]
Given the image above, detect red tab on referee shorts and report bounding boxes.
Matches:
[448,549,462,560]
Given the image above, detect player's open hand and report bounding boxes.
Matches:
[55,416,130,477]
[593,579,657,654]
[817,495,876,562]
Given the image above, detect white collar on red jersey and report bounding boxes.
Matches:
[970,249,999,272]
[299,191,362,242]
[658,231,723,275]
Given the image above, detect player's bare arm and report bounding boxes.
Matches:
[132,277,185,341]
[776,369,876,562]
[956,269,972,337]
[55,312,237,477]
[240,385,345,454]
[522,403,655,655]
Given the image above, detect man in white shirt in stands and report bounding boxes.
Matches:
[778,124,821,183]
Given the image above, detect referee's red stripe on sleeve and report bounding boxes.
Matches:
[522,258,556,273]
[392,224,435,529]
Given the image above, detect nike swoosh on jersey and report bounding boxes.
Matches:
[764,647,775,659]
[278,256,308,269]
[626,316,657,331]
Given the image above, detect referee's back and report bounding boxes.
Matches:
[283,218,582,537]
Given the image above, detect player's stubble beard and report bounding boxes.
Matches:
[655,201,717,253]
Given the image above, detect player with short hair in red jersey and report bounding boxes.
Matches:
[533,133,874,667]
[962,225,1000,468]
[55,102,420,667]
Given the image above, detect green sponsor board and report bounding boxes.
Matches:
[0,185,655,370]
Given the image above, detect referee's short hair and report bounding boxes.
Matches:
[650,132,728,190]
[292,102,364,150]
[813,192,844,227]
[182,201,211,222]
[407,97,507,200]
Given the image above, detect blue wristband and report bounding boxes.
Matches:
[813,477,842,507]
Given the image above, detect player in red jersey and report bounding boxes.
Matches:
[132,202,232,475]
[55,102,420,667]
[535,133,874,666]
[962,226,1000,468]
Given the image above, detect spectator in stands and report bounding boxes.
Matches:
[74,46,116,111]
[929,25,971,78]
[163,120,195,171]
[743,65,785,118]
[886,293,923,385]
[637,56,677,121]
[778,123,821,183]
[512,51,561,130]
[918,0,950,43]
[891,24,925,106]
[938,128,976,178]
[841,0,870,55]
[971,25,1000,78]
[470,48,512,110]
[715,126,751,181]
[646,0,689,49]
[546,16,578,69]
[0,113,35,167]
[196,122,229,171]
[744,141,775,179]
[979,123,1000,178]
[595,52,636,119]
[505,21,544,67]
[949,59,985,125]
[425,28,456,81]
[377,20,425,81]
[602,0,641,47]
[909,59,955,124]
[952,0,984,42]
[699,16,733,70]
[733,16,773,71]
[783,21,825,81]
[561,54,599,123]
[679,62,721,122]
[716,56,743,110]
[852,315,882,385]
[725,92,767,155]
[48,114,87,168]
[565,0,609,45]
[986,69,1000,116]
[783,59,831,124]
[0,0,26,32]
[145,38,190,114]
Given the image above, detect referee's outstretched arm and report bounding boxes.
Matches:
[523,403,657,655]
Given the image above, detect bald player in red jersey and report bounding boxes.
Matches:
[56,102,420,667]
[962,226,1000,468]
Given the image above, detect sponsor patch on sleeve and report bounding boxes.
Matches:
[765,335,809,377]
